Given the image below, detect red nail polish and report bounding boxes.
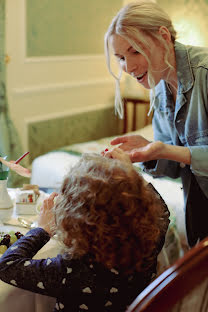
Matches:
[105,148,109,152]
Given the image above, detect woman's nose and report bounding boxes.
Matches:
[124,58,137,74]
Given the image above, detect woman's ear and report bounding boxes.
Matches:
[159,26,171,43]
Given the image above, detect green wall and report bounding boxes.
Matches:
[26,0,208,57]
[26,0,122,56]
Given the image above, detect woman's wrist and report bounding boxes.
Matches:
[160,143,191,164]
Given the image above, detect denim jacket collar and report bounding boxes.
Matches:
[154,41,194,111]
[174,41,194,94]
[155,41,194,96]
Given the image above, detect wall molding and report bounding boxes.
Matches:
[24,54,105,63]
[12,78,114,95]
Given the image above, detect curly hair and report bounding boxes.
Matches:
[54,153,169,274]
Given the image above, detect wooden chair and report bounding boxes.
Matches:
[126,237,208,312]
[122,97,151,134]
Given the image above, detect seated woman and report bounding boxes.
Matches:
[0,149,169,312]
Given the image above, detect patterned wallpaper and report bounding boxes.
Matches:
[26,0,122,56]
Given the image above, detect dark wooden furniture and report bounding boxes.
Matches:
[126,237,208,312]
[123,98,151,134]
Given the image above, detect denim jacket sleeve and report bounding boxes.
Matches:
[143,49,208,179]
[187,66,208,177]
[189,146,208,176]
[141,112,181,179]
[142,108,208,180]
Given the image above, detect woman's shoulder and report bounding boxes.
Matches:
[186,44,208,69]
[174,41,208,70]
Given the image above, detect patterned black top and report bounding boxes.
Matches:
[0,185,170,312]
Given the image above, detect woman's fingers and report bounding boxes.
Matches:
[103,139,164,163]
[110,136,129,145]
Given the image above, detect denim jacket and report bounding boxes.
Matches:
[142,41,208,245]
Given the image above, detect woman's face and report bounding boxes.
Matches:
[110,34,167,89]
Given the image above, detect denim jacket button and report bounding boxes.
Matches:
[180,162,186,168]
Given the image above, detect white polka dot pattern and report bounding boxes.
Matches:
[67,267,72,273]
[46,259,52,265]
[10,246,18,250]
[10,279,17,286]
[79,303,88,310]
[0,227,158,312]
[82,287,92,293]
[110,268,119,275]
[24,260,31,266]
[59,302,64,309]
[110,287,118,293]
[37,281,45,289]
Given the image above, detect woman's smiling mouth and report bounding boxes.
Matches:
[136,71,147,82]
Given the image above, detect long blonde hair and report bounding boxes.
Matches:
[104,0,177,118]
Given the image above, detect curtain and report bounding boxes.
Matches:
[0,0,27,187]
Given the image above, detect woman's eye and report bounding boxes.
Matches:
[132,50,140,55]
[118,56,125,62]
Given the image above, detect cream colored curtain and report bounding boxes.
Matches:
[0,0,26,187]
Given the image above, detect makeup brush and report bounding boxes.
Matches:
[15,152,30,164]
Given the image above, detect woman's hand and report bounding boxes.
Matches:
[111,134,151,152]
[38,192,59,237]
[109,135,164,162]
[110,134,191,164]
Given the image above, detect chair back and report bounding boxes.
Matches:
[126,237,208,312]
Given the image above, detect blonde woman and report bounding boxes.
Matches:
[0,150,169,312]
[104,0,208,247]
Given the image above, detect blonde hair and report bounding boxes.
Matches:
[54,153,169,274]
[104,0,177,118]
